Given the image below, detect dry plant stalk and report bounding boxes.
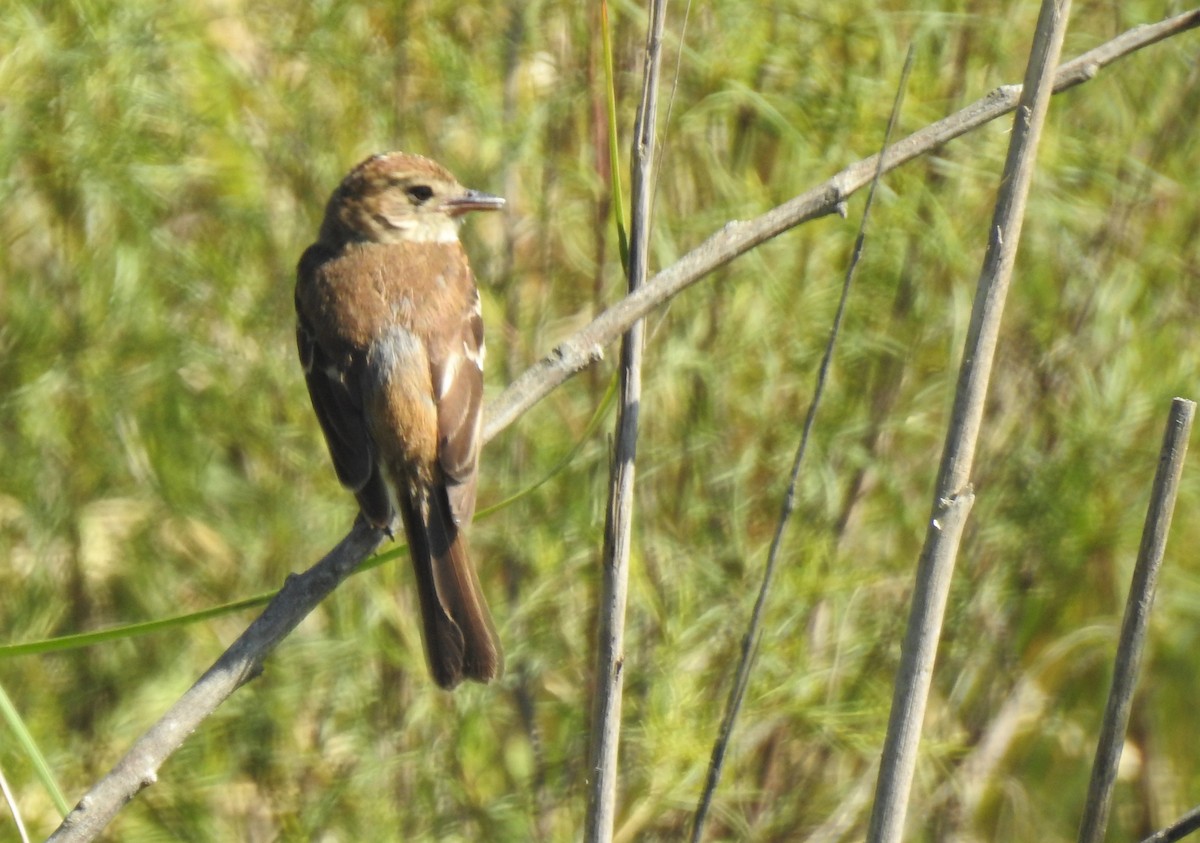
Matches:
[866,1,1073,840]
[1139,804,1200,843]
[585,1,668,841]
[1079,398,1195,843]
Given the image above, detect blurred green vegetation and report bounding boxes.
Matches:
[1,0,1198,840]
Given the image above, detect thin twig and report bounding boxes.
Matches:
[650,0,691,212]
[1139,805,1200,843]
[584,2,667,842]
[865,2,1073,840]
[689,44,915,843]
[1078,398,1196,843]
[481,9,1200,446]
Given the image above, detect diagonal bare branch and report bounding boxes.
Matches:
[46,522,385,843]
[482,8,1200,445]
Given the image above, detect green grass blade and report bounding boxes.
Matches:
[601,0,629,271]
[477,368,617,519]
[0,382,613,660]
[0,547,395,659]
[0,680,69,817]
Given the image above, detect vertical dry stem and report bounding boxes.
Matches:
[865,2,1073,840]
[1079,398,1195,843]
[584,2,666,841]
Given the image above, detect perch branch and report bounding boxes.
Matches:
[46,522,384,843]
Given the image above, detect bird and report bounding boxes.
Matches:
[294,151,504,689]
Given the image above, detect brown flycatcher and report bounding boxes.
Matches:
[295,152,503,689]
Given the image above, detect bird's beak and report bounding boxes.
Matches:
[445,189,505,216]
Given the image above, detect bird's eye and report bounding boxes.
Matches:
[406,185,434,203]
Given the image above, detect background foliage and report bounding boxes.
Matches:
[1,1,1198,840]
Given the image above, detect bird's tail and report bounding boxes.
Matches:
[397,485,502,689]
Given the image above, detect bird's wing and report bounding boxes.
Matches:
[430,286,485,529]
[295,246,392,526]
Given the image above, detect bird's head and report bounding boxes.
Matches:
[320,152,504,245]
